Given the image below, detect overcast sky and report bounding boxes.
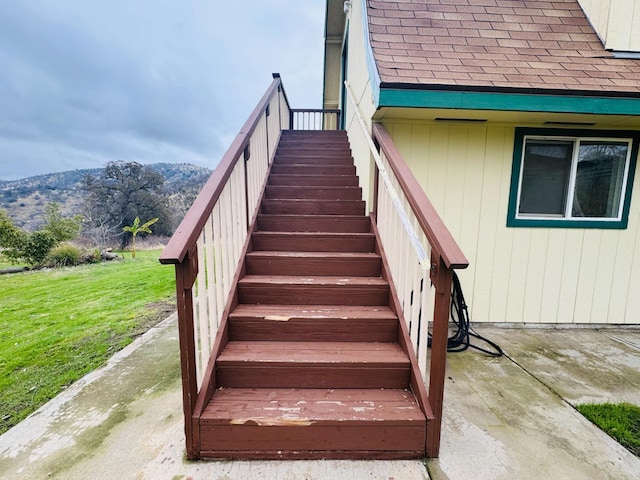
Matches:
[0,1,326,181]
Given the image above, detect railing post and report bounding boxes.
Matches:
[277,86,282,132]
[243,144,251,229]
[264,105,270,165]
[174,245,199,459]
[372,140,380,218]
[426,253,453,457]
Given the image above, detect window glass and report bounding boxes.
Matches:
[572,141,628,218]
[508,128,637,229]
[519,140,573,215]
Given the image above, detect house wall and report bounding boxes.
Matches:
[341,0,378,210]
[382,120,640,325]
[323,38,342,110]
[578,0,640,52]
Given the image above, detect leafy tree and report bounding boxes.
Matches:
[20,230,57,267]
[0,209,22,248]
[83,161,173,247]
[43,202,83,243]
[0,209,56,267]
[122,217,158,259]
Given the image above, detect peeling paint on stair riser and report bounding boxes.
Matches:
[230,418,315,426]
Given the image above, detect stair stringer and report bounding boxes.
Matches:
[369,216,434,455]
[189,143,280,459]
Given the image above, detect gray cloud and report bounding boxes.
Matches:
[0,0,324,180]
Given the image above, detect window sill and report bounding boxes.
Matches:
[507,217,628,229]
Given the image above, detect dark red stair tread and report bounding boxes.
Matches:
[264,186,362,199]
[251,232,376,252]
[229,304,398,321]
[202,388,425,425]
[217,341,407,366]
[227,304,399,342]
[245,251,381,277]
[268,174,359,186]
[238,274,387,286]
[271,165,356,176]
[261,198,365,215]
[256,214,371,233]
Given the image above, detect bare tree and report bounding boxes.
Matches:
[83,161,173,247]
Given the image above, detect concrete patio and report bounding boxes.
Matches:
[1,314,639,479]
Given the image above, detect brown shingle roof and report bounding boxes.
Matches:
[367,0,640,95]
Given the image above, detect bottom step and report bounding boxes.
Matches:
[200,388,426,459]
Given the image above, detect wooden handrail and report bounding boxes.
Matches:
[160,75,287,265]
[290,108,341,114]
[372,123,469,270]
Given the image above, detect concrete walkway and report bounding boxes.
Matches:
[0,316,639,479]
[430,326,640,480]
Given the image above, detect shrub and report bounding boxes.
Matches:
[47,244,81,267]
[81,249,101,264]
[21,230,57,267]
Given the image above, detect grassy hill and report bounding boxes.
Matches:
[0,163,211,231]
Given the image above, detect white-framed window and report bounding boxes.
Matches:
[507,128,639,229]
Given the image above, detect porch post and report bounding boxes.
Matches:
[426,254,452,457]
[174,246,199,459]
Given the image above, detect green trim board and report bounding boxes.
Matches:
[506,127,640,229]
[378,88,640,116]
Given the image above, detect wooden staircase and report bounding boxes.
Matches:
[199,130,428,459]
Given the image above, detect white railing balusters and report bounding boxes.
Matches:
[344,80,468,457]
[289,109,341,130]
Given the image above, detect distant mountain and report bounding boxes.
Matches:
[0,163,212,231]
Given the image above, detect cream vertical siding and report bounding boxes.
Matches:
[578,0,640,52]
[341,0,377,211]
[383,121,640,325]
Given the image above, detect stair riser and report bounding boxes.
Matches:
[276,149,351,156]
[199,425,424,458]
[273,155,353,165]
[278,141,348,147]
[277,141,350,147]
[245,256,381,276]
[228,318,397,342]
[281,132,347,137]
[265,186,362,200]
[238,284,389,305]
[261,200,365,216]
[251,234,375,252]
[271,165,356,176]
[216,366,409,389]
[268,175,359,187]
[257,215,371,233]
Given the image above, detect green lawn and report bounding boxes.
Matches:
[0,250,176,434]
[577,402,640,457]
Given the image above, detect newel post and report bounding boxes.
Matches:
[174,244,199,459]
[426,253,453,457]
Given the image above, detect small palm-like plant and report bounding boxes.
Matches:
[122,217,158,259]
